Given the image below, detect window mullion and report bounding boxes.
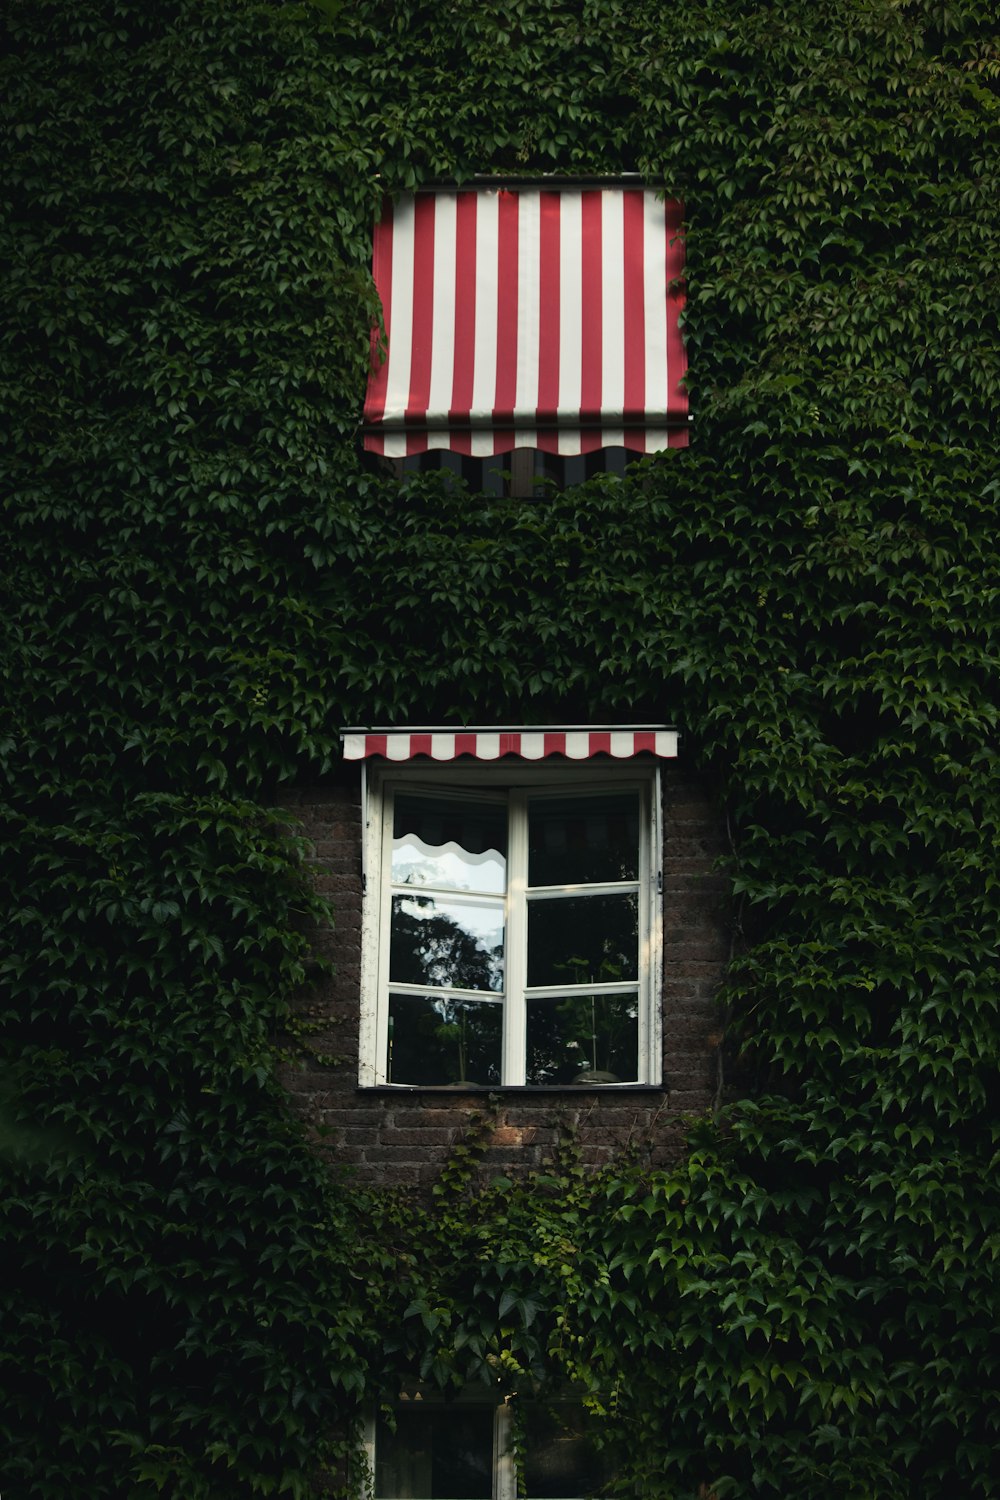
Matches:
[648,768,663,1084]
[504,790,528,1086]
[494,1400,515,1500]
[374,784,396,1085]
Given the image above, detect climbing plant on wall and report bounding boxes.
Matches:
[2,0,999,1495]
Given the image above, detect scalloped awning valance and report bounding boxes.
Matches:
[342,727,679,762]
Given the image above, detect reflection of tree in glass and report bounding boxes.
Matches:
[388,898,503,1083]
[390,896,503,991]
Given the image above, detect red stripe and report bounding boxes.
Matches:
[366,733,388,759]
[449,192,477,455]
[543,732,566,757]
[494,191,519,428]
[363,199,394,448]
[580,191,602,425]
[410,733,433,758]
[622,191,646,429]
[589,731,612,756]
[499,731,521,758]
[536,192,561,426]
[406,195,436,436]
[633,731,655,754]
[454,732,477,758]
[665,198,688,427]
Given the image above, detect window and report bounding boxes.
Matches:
[367,1389,611,1500]
[387,446,636,499]
[349,727,676,1089]
[362,178,688,468]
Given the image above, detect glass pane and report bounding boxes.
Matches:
[393,795,507,895]
[521,1404,609,1498]
[375,1404,494,1498]
[390,894,504,992]
[388,993,502,1086]
[526,992,639,1085]
[527,894,637,988]
[528,794,639,888]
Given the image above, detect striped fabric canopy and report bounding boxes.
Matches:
[343,728,679,762]
[362,185,687,458]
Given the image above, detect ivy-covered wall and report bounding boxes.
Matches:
[2,1,999,1496]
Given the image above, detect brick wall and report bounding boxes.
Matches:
[277,760,731,1192]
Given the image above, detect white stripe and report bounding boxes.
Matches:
[565,733,590,759]
[343,733,365,759]
[428,733,453,759]
[382,197,415,429]
[385,736,411,761]
[644,192,669,431]
[601,191,625,424]
[519,732,546,759]
[655,730,679,757]
[610,731,634,758]
[474,733,500,759]
[470,191,499,427]
[515,191,541,426]
[557,192,583,455]
[427,194,457,430]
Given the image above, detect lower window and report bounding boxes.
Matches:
[369,1391,610,1500]
[360,761,661,1088]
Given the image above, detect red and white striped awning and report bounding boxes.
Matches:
[362,185,687,458]
[343,727,679,761]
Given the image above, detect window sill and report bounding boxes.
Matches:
[357,1083,668,1096]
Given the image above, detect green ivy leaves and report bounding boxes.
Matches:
[3,0,1000,1495]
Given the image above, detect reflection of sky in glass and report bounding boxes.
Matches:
[393,834,506,894]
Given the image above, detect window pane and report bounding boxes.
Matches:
[528,794,639,888]
[375,1405,494,1498]
[390,894,504,992]
[525,992,639,1085]
[393,795,507,895]
[388,993,501,1086]
[527,894,638,987]
[521,1404,609,1498]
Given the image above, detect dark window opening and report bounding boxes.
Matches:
[378,447,636,497]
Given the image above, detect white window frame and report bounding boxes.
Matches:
[359,760,663,1088]
[364,1389,601,1500]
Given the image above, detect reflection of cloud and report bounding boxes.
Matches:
[393,835,505,894]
